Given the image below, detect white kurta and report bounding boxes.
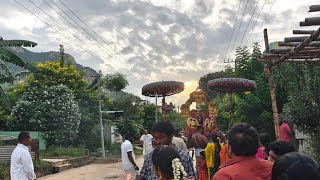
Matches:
[10,143,36,180]
[140,134,153,155]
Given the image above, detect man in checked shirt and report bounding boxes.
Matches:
[139,121,197,180]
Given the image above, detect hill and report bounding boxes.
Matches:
[7,47,97,82]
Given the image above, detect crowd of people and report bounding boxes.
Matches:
[122,121,320,180]
[8,120,319,180]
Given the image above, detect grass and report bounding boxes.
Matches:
[40,147,88,158]
[134,145,143,156]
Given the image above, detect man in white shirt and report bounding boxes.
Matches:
[139,129,153,157]
[121,132,139,180]
[10,131,36,180]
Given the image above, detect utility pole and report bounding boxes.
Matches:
[97,70,105,158]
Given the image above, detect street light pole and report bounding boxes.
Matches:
[97,71,105,158]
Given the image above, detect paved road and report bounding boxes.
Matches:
[38,157,144,180]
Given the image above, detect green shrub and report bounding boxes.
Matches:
[40,147,87,158]
[34,159,51,174]
[0,163,10,179]
[106,142,121,156]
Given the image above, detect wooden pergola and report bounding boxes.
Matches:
[261,4,320,139]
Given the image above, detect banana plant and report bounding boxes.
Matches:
[0,37,39,104]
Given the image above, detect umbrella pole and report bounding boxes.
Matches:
[162,96,166,121]
[155,94,158,122]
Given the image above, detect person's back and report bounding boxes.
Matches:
[121,140,135,169]
[213,123,273,180]
[216,156,272,179]
[121,133,138,180]
[279,121,291,142]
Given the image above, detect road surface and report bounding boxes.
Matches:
[38,157,144,180]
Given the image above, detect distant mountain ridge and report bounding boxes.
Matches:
[7,47,97,82]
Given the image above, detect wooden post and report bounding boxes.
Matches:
[265,67,280,139]
[263,29,280,139]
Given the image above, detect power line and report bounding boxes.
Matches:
[239,0,261,47]
[245,0,267,46]
[29,0,144,82]
[53,0,152,76]
[230,0,250,57]
[14,0,146,86]
[223,0,242,62]
[43,0,147,79]
[252,0,277,44]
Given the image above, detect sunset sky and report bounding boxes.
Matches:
[2,0,319,106]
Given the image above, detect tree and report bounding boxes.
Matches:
[25,61,88,98]
[0,39,39,127]
[199,71,226,99]
[10,85,80,147]
[214,43,275,138]
[141,104,157,132]
[279,63,320,162]
[165,112,186,135]
[103,73,129,92]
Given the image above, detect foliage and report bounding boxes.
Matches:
[213,43,275,138]
[115,118,144,140]
[103,73,129,92]
[33,159,51,174]
[40,147,87,158]
[198,71,226,99]
[75,90,111,150]
[161,112,185,135]
[141,104,157,132]
[10,85,80,147]
[105,142,121,156]
[0,163,9,179]
[0,39,38,112]
[24,61,88,99]
[110,90,145,140]
[279,63,320,161]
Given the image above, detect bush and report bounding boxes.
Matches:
[0,163,10,179]
[34,159,51,175]
[10,85,81,147]
[105,142,121,156]
[40,147,88,158]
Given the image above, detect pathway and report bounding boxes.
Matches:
[38,157,144,180]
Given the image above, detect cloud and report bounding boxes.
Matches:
[3,0,318,106]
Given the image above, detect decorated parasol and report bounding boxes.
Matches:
[142,81,184,121]
[208,78,256,126]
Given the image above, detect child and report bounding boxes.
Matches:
[198,151,208,180]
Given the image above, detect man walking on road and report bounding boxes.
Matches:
[121,132,139,180]
[140,129,153,157]
[10,131,36,180]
